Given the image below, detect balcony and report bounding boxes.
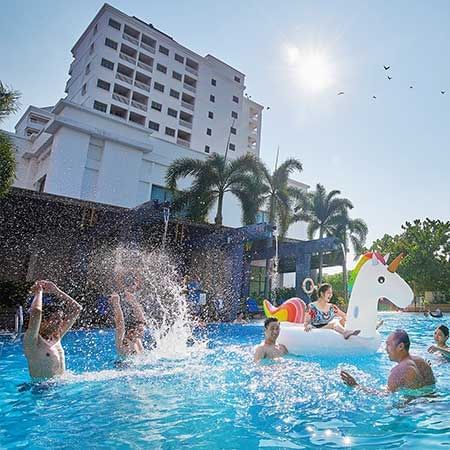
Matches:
[183,83,196,93]
[137,61,152,73]
[185,65,198,77]
[140,42,155,54]
[123,33,139,46]
[134,80,150,92]
[119,52,136,65]
[131,100,147,111]
[177,137,190,148]
[179,119,192,129]
[181,101,194,111]
[112,93,129,105]
[115,73,133,85]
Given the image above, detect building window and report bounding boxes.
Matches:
[82,83,87,95]
[156,63,167,74]
[231,111,238,119]
[93,100,107,112]
[101,58,114,70]
[211,78,216,86]
[169,89,180,99]
[165,127,176,137]
[172,71,182,81]
[108,18,121,30]
[151,101,162,111]
[154,82,165,93]
[89,43,94,55]
[206,128,212,136]
[85,63,90,75]
[167,108,178,118]
[204,145,210,153]
[149,121,160,131]
[234,76,241,83]
[174,53,184,63]
[159,45,169,56]
[232,95,239,103]
[105,38,118,50]
[97,79,110,91]
[210,94,215,103]
[229,143,236,151]
[208,111,214,119]
[230,127,237,135]
[151,185,173,203]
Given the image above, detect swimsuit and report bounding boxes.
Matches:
[308,303,335,328]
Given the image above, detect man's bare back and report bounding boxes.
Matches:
[388,355,435,391]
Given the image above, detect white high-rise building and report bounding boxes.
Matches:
[64,3,262,157]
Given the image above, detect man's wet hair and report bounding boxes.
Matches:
[438,324,449,338]
[264,317,279,329]
[392,329,410,351]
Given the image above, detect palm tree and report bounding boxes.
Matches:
[165,152,263,225]
[329,211,368,302]
[0,81,20,197]
[294,183,353,284]
[257,157,305,296]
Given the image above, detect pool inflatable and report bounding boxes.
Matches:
[264,252,413,356]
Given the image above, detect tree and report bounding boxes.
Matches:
[0,81,21,197]
[293,183,353,284]
[165,152,263,225]
[371,219,450,302]
[328,211,368,302]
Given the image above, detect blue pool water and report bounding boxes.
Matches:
[1,313,449,449]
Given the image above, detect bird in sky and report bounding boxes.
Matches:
[372,96,377,99]
[384,65,390,70]
[410,85,414,89]
[337,91,345,95]
[266,106,270,110]
[387,76,392,80]
[441,91,446,94]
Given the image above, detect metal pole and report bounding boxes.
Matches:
[162,206,170,250]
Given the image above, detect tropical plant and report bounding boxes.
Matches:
[328,211,368,301]
[0,81,21,197]
[293,183,353,283]
[165,152,263,225]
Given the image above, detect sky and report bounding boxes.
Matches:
[1,0,449,264]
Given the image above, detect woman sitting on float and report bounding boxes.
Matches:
[304,283,360,340]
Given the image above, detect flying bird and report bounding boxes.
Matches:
[409,85,414,89]
[387,76,392,80]
[372,96,377,99]
[266,106,270,110]
[441,91,446,94]
[384,65,390,70]
[337,91,345,95]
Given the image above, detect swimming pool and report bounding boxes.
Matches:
[1,313,449,449]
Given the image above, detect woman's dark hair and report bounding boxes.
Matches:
[311,283,332,301]
[264,317,278,329]
[438,324,449,338]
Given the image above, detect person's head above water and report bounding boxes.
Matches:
[386,329,410,361]
[38,303,64,339]
[434,325,449,346]
[311,283,333,302]
[264,317,280,343]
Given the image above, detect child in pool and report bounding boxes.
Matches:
[427,324,450,359]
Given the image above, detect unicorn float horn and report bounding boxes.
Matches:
[387,253,404,273]
[263,298,306,324]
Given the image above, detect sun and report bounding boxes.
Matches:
[283,44,335,93]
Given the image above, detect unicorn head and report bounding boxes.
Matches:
[345,252,413,337]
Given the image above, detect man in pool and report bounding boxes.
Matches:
[23,280,83,379]
[340,329,435,393]
[254,317,288,362]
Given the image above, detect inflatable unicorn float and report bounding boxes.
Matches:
[263,252,413,356]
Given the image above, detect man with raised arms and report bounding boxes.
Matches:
[24,281,82,379]
[341,329,435,393]
[254,317,288,362]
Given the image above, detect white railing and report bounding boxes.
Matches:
[123,33,139,45]
[137,61,152,73]
[131,100,147,111]
[181,101,194,111]
[140,42,155,54]
[115,73,133,85]
[119,52,136,65]
[178,119,192,129]
[185,65,198,76]
[112,93,130,105]
[134,80,150,92]
[177,138,190,148]
[183,83,196,93]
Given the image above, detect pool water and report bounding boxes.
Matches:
[1,313,449,449]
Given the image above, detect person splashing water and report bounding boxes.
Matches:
[304,284,360,340]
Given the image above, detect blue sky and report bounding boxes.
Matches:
[1,1,449,259]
